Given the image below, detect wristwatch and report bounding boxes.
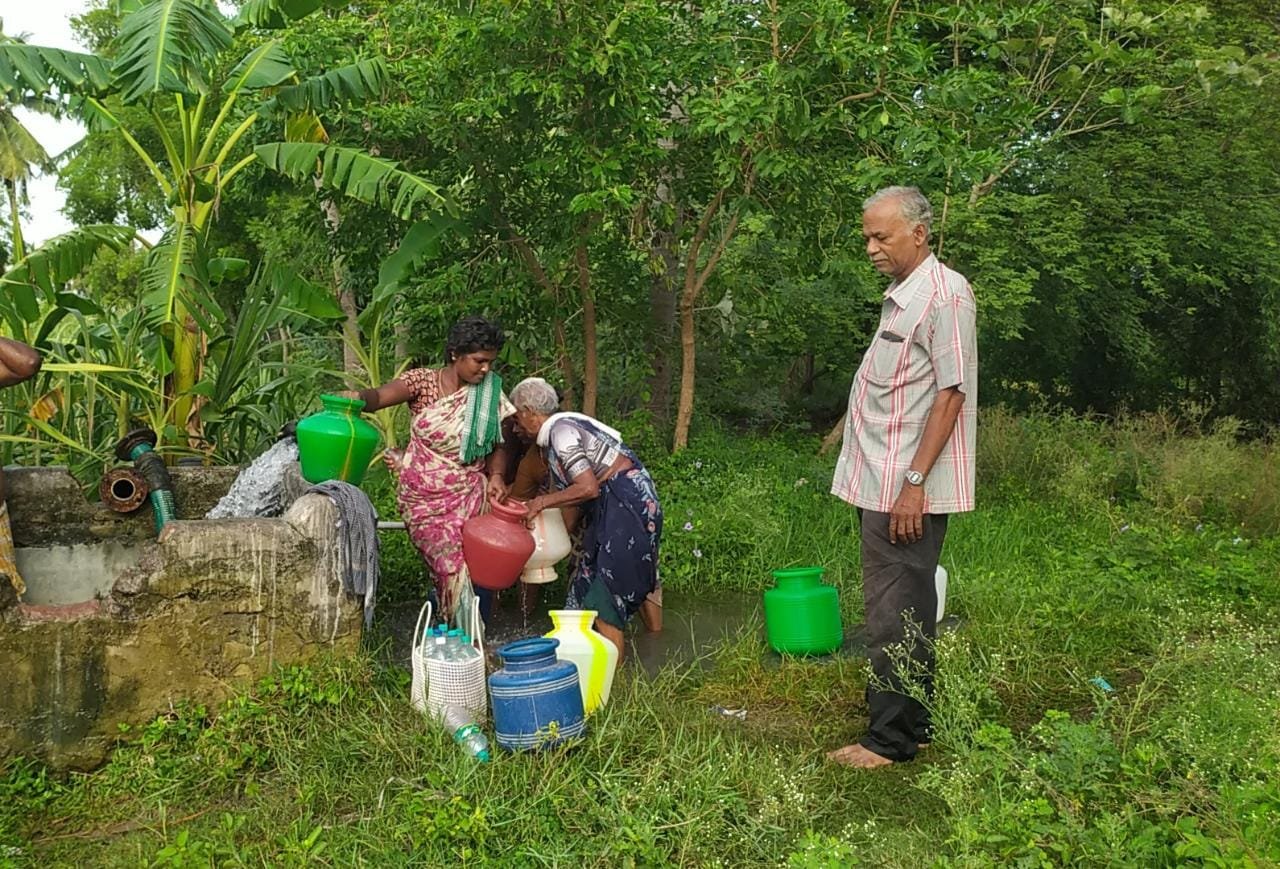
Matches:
[904,469,925,487]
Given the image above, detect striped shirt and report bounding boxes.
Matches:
[547,418,621,487]
[831,254,978,514]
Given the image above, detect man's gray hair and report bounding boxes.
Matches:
[863,186,933,237]
[510,377,560,415]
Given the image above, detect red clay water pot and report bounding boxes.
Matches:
[462,500,536,590]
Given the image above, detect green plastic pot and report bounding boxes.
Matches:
[296,394,380,485]
[763,566,842,656]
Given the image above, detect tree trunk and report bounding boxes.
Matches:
[318,189,361,374]
[553,318,578,410]
[646,180,681,424]
[673,285,697,451]
[646,78,687,426]
[504,222,578,407]
[335,258,360,373]
[647,267,678,422]
[171,310,201,444]
[335,253,361,374]
[575,239,598,417]
[670,165,755,452]
[161,214,203,450]
[394,321,410,367]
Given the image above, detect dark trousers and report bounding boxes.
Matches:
[857,509,949,762]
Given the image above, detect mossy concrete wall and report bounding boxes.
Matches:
[0,466,362,771]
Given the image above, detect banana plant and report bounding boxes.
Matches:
[0,0,395,447]
[0,224,141,345]
[0,255,345,481]
[0,22,63,267]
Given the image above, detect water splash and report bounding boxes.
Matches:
[206,439,300,519]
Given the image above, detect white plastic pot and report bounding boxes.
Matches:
[521,507,571,584]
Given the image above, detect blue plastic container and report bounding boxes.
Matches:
[489,638,586,751]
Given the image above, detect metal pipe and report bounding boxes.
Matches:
[115,429,176,534]
[100,468,149,513]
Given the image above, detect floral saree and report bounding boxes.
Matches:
[394,368,514,619]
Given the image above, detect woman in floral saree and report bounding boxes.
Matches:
[346,317,515,621]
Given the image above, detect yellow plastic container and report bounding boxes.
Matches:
[545,609,618,714]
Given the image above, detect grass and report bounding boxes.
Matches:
[3,412,1280,866]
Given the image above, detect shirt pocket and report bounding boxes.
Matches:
[861,330,909,385]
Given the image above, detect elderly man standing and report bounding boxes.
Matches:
[827,186,977,769]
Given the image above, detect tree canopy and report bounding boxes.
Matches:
[0,0,1276,472]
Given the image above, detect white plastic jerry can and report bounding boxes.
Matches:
[545,609,619,714]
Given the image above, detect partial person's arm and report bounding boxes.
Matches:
[891,387,964,543]
[485,441,513,503]
[337,381,415,477]
[889,290,976,544]
[507,442,548,502]
[341,380,413,413]
[0,339,42,388]
[524,422,603,517]
[525,467,600,518]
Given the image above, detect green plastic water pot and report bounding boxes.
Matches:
[296,394,380,485]
[763,566,842,656]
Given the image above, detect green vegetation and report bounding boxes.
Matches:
[5,417,1278,866]
[0,0,1278,863]
[2,0,1278,471]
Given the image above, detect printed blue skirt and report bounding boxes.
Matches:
[566,465,663,629]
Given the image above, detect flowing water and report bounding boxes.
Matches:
[205,439,300,519]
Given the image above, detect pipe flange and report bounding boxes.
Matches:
[115,428,158,461]
[100,468,150,513]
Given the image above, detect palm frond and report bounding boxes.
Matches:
[254,142,455,220]
[140,223,221,331]
[70,97,122,134]
[225,40,295,92]
[113,0,234,103]
[259,59,389,115]
[1,224,138,308]
[0,44,113,100]
[0,109,53,178]
[234,0,326,30]
[359,215,463,329]
[269,265,343,320]
[201,266,287,407]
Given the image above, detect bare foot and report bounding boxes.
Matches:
[826,743,894,769]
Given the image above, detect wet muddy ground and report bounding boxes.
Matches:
[373,583,958,676]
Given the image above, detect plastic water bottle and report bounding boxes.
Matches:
[441,629,461,661]
[441,704,490,761]
[429,631,448,661]
[455,634,479,662]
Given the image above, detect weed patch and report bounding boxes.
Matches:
[5,423,1279,865]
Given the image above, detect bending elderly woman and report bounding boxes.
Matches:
[510,378,662,659]
[344,316,514,622]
